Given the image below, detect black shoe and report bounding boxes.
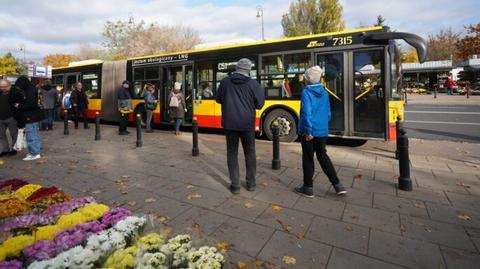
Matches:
[246,184,256,192]
[333,183,347,196]
[7,150,17,157]
[230,185,240,195]
[0,152,8,157]
[294,186,314,198]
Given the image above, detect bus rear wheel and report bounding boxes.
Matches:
[263,109,298,143]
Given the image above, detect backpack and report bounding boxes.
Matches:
[169,94,180,108]
[63,94,72,108]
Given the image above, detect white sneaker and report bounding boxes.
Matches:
[23,154,41,161]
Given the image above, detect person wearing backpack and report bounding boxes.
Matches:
[168,82,186,135]
[143,83,157,133]
[62,87,73,121]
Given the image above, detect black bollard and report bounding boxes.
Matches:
[434,88,437,99]
[271,121,281,170]
[395,116,401,159]
[136,114,142,147]
[192,117,199,156]
[63,110,69,135]
[95,112,101,141]
[397,128,413,191]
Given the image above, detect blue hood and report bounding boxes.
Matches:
[297,83,331,137]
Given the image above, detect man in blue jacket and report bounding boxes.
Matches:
[216,58,265,194]
[295,66,347,198]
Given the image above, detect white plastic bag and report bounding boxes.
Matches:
[13,128,27,151]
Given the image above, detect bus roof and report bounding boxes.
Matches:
[128,26,384,61]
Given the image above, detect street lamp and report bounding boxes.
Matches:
[19,45,27,75]
[256,5,265,41]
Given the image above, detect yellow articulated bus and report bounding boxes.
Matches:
[52,26,426,143]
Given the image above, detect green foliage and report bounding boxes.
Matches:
[0,52,21,75]
[375,15,386,26]
[281,0,346,37]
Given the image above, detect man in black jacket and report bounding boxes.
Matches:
[15,76,44,161]
[0,79,23,157]
[117,80,132,135]
[216,58,265,194]
[70,82,89,129]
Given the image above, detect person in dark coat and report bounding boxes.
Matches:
[14,76,44,161]
[70,82,89,129]
[117,80,132,135]
[39,79,57,130]
[0,79,24,157]
[168,82,187,135]
[215,58,265,194]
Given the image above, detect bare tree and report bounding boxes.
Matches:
[75,43,106,60]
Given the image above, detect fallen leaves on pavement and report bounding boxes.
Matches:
[296,232,305,239]
[216,241,230,253]
[271,205,283,212]
[414,203,425,208]
[186,194,202,200]
[400,224,406,235]
[458,214,471,221]
[0,160,4,165]
[145,198,157,203]
[282,256,297,265]
[353,174,363,180]
[244,202,254,209]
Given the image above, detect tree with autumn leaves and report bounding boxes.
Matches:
[42,53,79,68]
[455,23,480,61]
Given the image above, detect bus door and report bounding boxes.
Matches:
[351,49,385,138]
[316,53,346,136]
[160,64,194,124]
[316,49,386,139]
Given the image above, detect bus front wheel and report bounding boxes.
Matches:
[263,109,298,143]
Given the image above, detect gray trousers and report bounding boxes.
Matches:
[146,109,153,130]
[0,117,18,152]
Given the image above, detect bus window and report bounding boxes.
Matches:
[145,67,160,80]
[260,52,312,99]
[134,68,144,81]
[353,50,385,136]
[196,63,214,99]
[215,58,256,90]
[52,75,64,87]
[82,73,100,98]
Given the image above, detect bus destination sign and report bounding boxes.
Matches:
[132,54,189,66]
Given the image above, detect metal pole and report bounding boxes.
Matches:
[271,121,281,170]
[95,112,101,141]
[136,114,142,147]
[192,117,199,156]
[398,128,413,191]
[63,110,69,135]
[395,116,401,159]
[466,83,470,99]
[261,10,265,41]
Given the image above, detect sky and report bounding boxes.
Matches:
[0,0,478,62]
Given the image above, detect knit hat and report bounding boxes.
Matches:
[235,58,253,76]
[304,66,324,84]
[174,82,182,90]
[122,80,130,85]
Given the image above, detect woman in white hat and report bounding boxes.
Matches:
[168,82,187,135]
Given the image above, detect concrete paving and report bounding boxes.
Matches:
[1,123,479,269]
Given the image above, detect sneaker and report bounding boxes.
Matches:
[246,184,256,192]
[230,185,240,195]
[333,183,347,196]
[7,150,17,157]
[294,186,314,198]
[23,154,41,161]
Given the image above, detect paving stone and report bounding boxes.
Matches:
[257,230,332,269]
[167,206,229,238]
[255,204,314,235]
[352,178,397,196]
[343,204,400,234]
[223,250,256,269]
[466,227,480,238]
[97,185,157,211]
[397,187,451,205]
[293,196,345,220]
[211,217,275,257]
[138,196,192,220]
[326,248,404,269]
[373,170,397,183]
[441,247,480,269]
[417,176,471,194]
[177,185,230,210]
[426,202,480,228]
[307,216,369,254]
[325,187,374,207]
[445,192,480,211]
[400,215,477,252]
[373,193,429,218]
[473,238,480,253]
[215,196,270,222]
[253,186,300,208]
[369,229,446,269]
